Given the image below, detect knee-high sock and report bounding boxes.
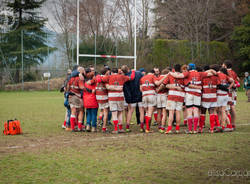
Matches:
[193,117,199,131]
[227,114,232,128]
[187,117,193,131]
[209,114,215,131]
[70,115,76,130]
[145,116,151,131]
[214,114,220,127]
[113,120,118,131]
[199,114,205,129]
[78,120,82,130]
[154,113,157,122]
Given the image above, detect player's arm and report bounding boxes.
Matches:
[139,79,143,92]
[87,76,96,85]
[97,75,109,83]
[154,74,168,86]
[187,83,202,90]
[140,85,143,92]
[228,77,234,89]
[169,72,184,78]
[156,84,165,93]
[170,71,189,79]
[165,84,182,91]
[129,70,136,80]
[204,69,216,77]
[106,84,123,91]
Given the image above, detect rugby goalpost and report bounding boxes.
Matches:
[76,0,137,69]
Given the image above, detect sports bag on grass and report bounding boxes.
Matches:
[3,119,22,135]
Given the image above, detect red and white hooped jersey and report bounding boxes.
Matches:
[163,73,185,102]
[102,74,130,102]
[227,69,238,100]
[68,76,84,98]
[140,74,156,97]
[227,69,238,82]
[217,72,230,96]
[154,75,168,94]
[90,76,108,104]
[201,75,219,102]
[183,70,208,97]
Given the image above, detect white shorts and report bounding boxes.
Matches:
[217,95,228,107]
[129,102,144,108]
[185,93,201,107]
[201,102,218,109]
[156,94,167,108]
[142,95,156,107]
[166,100,183,111]
[109,101,124,112]
[124,101,128,107]
[226,105,231,111]
[98,102,109,110]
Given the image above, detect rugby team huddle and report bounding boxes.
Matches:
[61,60,240,134]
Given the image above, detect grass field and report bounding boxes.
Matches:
[0,91,250,184]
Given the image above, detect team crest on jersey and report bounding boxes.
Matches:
[145,80,150,86]
[114,81,119,86]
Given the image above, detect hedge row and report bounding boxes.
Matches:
[152,39,231,68]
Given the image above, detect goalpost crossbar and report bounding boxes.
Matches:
[79,54,135,59]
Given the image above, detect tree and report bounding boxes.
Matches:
[152,0,249,63]
[48,0,75,68]
[231,14,250,71]
[0,0,54,83]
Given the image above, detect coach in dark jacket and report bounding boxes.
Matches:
[122,66,143,104]
[121,65,144,129]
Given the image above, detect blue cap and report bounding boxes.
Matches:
[188,63,196,70]
[139,68,145,73]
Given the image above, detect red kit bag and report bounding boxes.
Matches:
[3,119,22,135]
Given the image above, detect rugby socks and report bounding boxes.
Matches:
[154,113,158,122]
[113,120,118,131]
[102,127,107,132]
[99,115,103,121]
[193,117,199,131]
[118,123,123,130]
[183,119,187,126]
[70,115,76,130]
[166,126,172,132]
[175,125,180,131]
[227,114,232,128]
[199,114,205,129]
[209,114,215,131]
[63,120,66,127]
[145,116,151,131]
[126,124,130,130]
[78,121,82,130]
[187,117,193,132]
[140,122,144,130]
[214,114,220,127]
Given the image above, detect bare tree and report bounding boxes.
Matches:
[153,0,241,62]
[47,0,76,68]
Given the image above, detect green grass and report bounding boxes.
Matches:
[0,91,250,184]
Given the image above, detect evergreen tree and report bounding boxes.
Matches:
[0,0,55,82]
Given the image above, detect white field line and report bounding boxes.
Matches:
[2,123,250,150]
[237,123,250,126]
[3,134,144,150]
